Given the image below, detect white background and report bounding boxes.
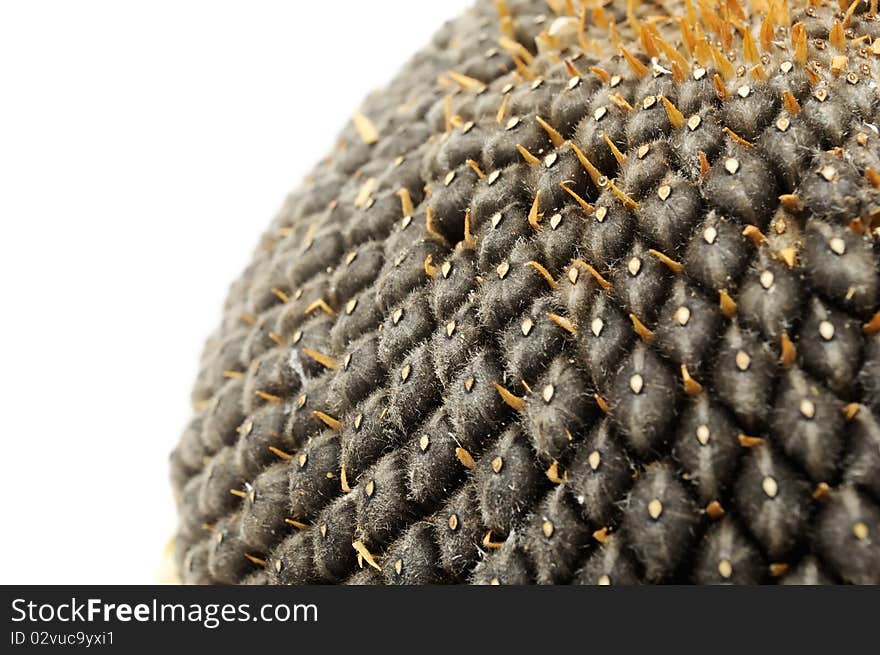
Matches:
[0,0,471,584]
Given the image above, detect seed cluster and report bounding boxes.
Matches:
[171,0,880,585]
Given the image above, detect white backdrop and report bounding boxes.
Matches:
[0,0,472,584]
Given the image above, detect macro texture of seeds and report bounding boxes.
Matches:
[171,0,880,585]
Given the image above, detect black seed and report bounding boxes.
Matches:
[471,535,534,584]
[622,463,700,582]
[693,517,764,585]
[815,486,880,584]
[703,146,779,228]
[567,419,633,527]
[573,534,641,585]
[476,427,545,534]
[734,444,811,560]
[524,356,597,461]
[672,396,742,504]
[611,344,680,457]
[523,486,589,584]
